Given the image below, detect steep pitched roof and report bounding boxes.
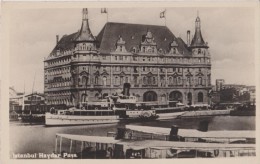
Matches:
[96,22,190,55]
[51,32,78,54]
[190,16,208,48]
[75,8,95,42]
[50,22,191,56]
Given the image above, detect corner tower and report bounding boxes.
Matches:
[190,13,209,57]
[71,8,99,107]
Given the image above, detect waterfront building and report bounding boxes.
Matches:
[9,89,46,113]
[216,79,225,91]
[44,8,211,107]
[248,86,255,105]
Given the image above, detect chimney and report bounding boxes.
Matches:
[198,120,209,132]
[122,83,131,96]
[187,30,190,46]
[169,125,179,141]
[56,35,59,44]
[115,128,126,140]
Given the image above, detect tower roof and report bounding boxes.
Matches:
[75,8,95,42]
[190,16,208,48]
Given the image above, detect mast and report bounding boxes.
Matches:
[30,72,36,113]
[22,83,25,112]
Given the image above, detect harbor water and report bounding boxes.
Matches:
[10,116,255,155]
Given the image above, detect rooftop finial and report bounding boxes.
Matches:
[196,10,200,22]
[83,8,88,20]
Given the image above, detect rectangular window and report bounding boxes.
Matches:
[115,56,117,60]
[119,56,123,60]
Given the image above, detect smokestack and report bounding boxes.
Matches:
[115,128,126,140]
[122,83,131,96]
[187,30,190,46]
[169,125,179,141]
[56,35,59,44]
[198,120,209,132]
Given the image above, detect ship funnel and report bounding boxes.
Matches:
[122,83,131,96]
[115,128,126,140]
[169,125,179,141]
[198,120,209,132]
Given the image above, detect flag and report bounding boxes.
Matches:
[160,10,166,18]
[101,8,107,14]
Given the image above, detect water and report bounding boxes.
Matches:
[10,116,255,155]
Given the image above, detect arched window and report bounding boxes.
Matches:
[169,77,173,85]
[198,48,201,54]
[120,76,123,84]
[143,91,157,102]
[95,76,99,85]
[153,77,156,85]
[103,76,107,86]
[134,76,138,85]
[143,76,147,84]
[177,77,182,85]
[115,76,119,85]
[173,77,177,85]
[198,92,203,102]
[148,77,152,85]
[198,77,202,85]
[82,76,88,86]
[173,48,176,54]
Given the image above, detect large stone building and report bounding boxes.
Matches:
[44,8,211,107]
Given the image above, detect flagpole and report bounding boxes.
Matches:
[164,9,167,27]
[107,8,108,22]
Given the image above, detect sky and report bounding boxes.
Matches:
[7,6,256,93]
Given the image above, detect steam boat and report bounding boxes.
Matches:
[45,95,158,126]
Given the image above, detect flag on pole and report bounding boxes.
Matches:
[101,8,107,14]
[160,10,166,18]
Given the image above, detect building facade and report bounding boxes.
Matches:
[216,79,225,91]
[9,91,46,113]
[44,8,211,107]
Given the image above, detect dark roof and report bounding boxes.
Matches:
[51,32,79,54]
[50,22,191,55]
[96,22,190,55]
[190,17,208,48]
[75,19,95,42]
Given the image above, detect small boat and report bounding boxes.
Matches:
[53,130,255,159]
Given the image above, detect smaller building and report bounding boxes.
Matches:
[9,91,46,114]
[248,86,255,105]
[215,79,225,91]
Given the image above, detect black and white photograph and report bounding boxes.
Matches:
[1,1,259,163]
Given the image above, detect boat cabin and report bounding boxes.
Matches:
[54,133,255,159]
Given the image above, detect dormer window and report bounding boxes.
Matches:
[116,36,126,52]
[132,47,137,53]
[173,48,176,54]
[198,48,201,54]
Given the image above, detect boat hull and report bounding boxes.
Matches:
[45,113,120,126]
[180,109,231,118]
[157,112,185,120]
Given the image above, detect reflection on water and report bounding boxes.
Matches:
[10,116,255,154]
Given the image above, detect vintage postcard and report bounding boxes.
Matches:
[1,1,259,164]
